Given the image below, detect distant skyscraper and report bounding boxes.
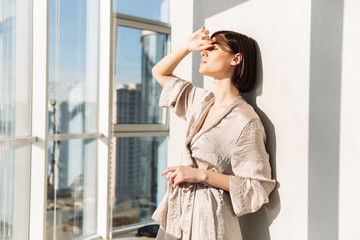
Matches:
[113,84,142,202]
[140,30,167,124]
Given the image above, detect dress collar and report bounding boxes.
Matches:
[189,94,245,146]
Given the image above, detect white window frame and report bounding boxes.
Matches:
[1,1,172,239]
[112,13,171,138]
[27,0,112,240]
[110,13,171,235]
[29,0,49,239]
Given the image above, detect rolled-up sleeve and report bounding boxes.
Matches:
[159,75,199,121]
[229,118,276,216]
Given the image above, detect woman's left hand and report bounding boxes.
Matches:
[162,166,206,188]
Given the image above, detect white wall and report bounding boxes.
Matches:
[339,0,360,239]
[169,0,360,239]
[167,0,194,167]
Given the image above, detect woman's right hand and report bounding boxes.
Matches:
[186,27,216,52]
[152,27,216,87]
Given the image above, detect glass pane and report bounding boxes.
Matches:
[46,139,97,239]
[113,0,169,23]
[114,26,168,124]
[0,0,31,140]
[0,145,30,240]
[111,136,167,228]
[48,0,98,135]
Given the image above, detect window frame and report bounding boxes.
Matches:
[0,137,37,147]
[112,13,171,138]
[1,2,172,239]
[110,13,171,235]
[29,0,105,239]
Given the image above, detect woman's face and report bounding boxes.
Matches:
[199,34,236,79]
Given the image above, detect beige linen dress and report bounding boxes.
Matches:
[152,75,276,240]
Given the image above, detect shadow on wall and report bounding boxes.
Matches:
[191,0,251,87]
[241,43,281,240]
[308,1,343,239]
[191,1,281,239]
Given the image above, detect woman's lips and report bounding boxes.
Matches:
[200,59,207,64]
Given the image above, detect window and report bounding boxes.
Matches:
[1,0,169,238]
[113,0,169,23]
[111,136,166,227]
[46,139,96,239]
[111,2,170,233]
[0,0,32,239]
[46,0,99,238]
[113,26,168,125]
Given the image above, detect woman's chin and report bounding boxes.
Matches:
[199,68,213,77]
[199,67,210,76]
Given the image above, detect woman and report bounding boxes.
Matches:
[152,27,276,240]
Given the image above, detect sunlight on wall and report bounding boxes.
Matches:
[169,0,360,239]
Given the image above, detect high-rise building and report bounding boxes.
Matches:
[140,30,167,124]
[113,84,141,203]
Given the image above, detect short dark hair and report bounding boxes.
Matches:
[211,31,257,93]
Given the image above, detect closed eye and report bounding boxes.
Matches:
[210,41,232,52]
[210,42,223,50]
[206,45,216,50]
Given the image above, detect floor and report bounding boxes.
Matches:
[112,231,155,240]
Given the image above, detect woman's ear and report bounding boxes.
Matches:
[230,53,242,66]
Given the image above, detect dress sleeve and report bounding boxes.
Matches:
[158,74,200,121]
[229,118,276,217]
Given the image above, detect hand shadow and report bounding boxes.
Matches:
[239,42,281,240]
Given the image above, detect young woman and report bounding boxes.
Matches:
[152,27,276,240]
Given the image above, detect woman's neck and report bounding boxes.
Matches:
[213,77,240,108]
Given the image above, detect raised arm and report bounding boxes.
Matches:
[152,27,216,87]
